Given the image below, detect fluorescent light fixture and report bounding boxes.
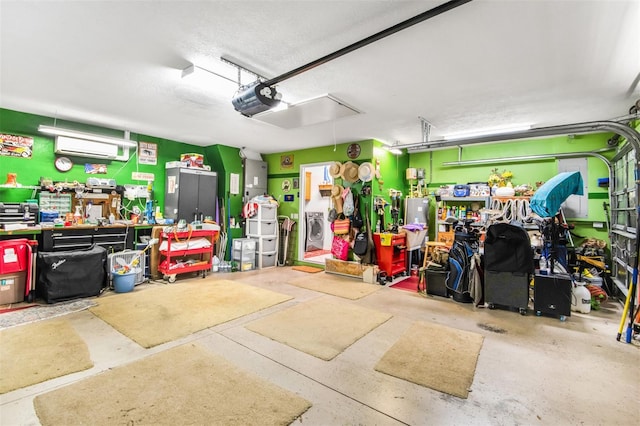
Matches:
[181,63,237,85]
[38,125,138,147]
[443,124,532,141]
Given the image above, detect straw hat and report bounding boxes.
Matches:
[340,161,359,183]
[329,162,342,178]
[358,162,373,182]
[331,184,344,213]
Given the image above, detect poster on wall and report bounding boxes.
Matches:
[138,141,157,165]
[280,154,293,169]
[85,163,108,174]
[0,133,33,158]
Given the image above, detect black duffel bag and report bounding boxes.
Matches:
[37,244,108,303]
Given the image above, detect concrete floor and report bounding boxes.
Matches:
[1,267,639,425]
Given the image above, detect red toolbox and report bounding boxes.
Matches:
[0,239,33,304]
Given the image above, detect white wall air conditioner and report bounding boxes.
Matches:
[54,136,119,159]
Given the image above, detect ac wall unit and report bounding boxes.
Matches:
[54,136,119,159]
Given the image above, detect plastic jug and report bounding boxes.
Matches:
[571,281,591,313]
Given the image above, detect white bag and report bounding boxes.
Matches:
[342,187,354,216]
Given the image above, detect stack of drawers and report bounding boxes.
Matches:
[246,203,278,269]
[232,238,257,271]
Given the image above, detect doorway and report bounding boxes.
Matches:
[298,162,334,265]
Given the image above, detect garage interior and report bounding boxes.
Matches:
[1,1,639,425]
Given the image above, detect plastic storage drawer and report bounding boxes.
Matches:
[259,251,277,268]
[247,220,277,236]
[249,236,277,252]
[233,238,257,251]
[258,204,277,220]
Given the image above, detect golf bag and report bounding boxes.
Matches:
[446,220,480,303]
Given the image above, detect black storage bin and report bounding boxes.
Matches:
[37,245,108,303]
[485,271,529,314]
[425,270,449,297]
[533,273,572,319]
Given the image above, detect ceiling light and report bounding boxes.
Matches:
[181,63,237,85]
[38,125,137,147]
[443,124,532,141]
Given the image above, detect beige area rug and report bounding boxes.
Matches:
[34,343,311,426]
[89,279,292,348]
[292,265,324,273]
[0,319,93,394]
[287,274,381,300]
[375,321,484,399]
[246,298,392,360]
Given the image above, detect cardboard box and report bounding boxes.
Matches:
[0,272,26,305]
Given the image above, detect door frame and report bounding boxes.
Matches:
[298,161,335,265]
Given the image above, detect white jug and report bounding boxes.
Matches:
[571,281,591,313]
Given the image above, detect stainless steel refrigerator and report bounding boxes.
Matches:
[404,197,430,226]
[243,159,268,202]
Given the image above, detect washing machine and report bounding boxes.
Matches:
[305,212,325,252]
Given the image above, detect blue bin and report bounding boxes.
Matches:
[112,271,136,293]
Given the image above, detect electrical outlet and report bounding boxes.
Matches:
[124,184,149,200]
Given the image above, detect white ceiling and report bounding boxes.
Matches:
[1,0,639,154]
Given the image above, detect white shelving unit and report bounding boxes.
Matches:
[246,203,279,269]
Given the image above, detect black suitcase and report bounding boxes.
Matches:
[37,244,108,303]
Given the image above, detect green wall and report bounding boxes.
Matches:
[1,106,623,261]
[408,133,613,243]
[264,140,409,264]
[0,108,244,249]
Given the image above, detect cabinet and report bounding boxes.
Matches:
[434,196,489,246]
[246,204,278,269]
[157,229,217,282]
[373,232,406,278]
[165,167,218,223]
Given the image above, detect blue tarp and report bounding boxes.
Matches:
[530,171,584,218]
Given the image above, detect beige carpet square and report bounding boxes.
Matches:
[34,343,311,426]
[246,298,392,360]
[375,321,484,398]
[89,279,292,348]
[287,274,381,299]
[1,319,93,394]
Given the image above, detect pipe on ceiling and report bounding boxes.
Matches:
[262,0,473,87]
[403,120,640,160]
[441,150,613,174]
